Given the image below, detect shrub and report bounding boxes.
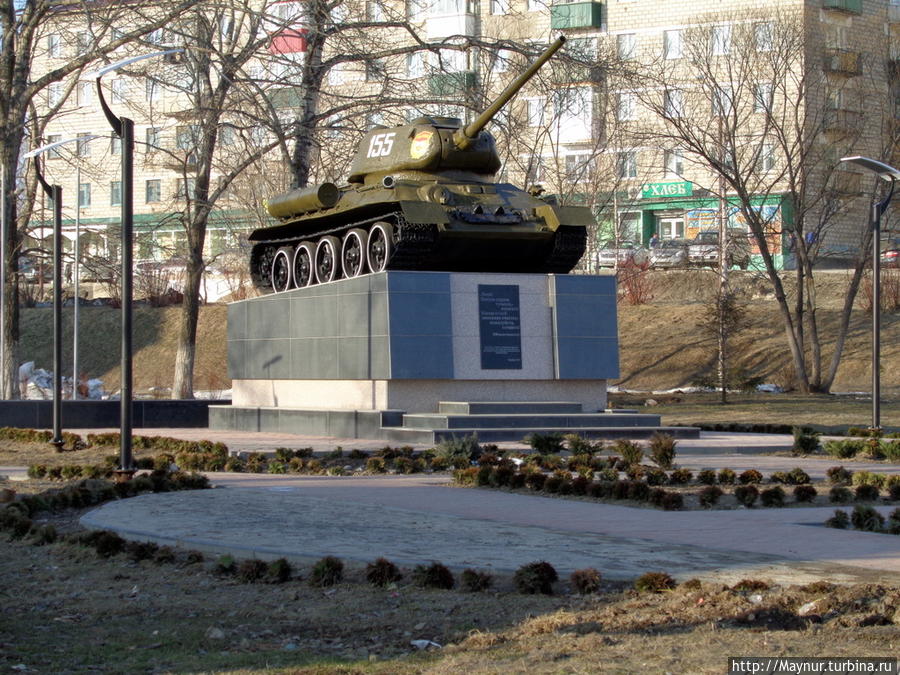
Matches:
[514,561,558,595]
[668,468,693,485]
[366,457,387,474]
[760,486,785,508]
[648,488,667,507]
[185,550,205,565]
[717,468,736,485]
[770,471,789,484]
[824,439,863,459]
[661,491,684,511]
[570,475,590,496]
[791,426,821,455]
[565,434,598,455]
[612,439,643,467]
[826,466,852,485]
[862,438,885,460]
[627,480,650,502]
[527,433,565,455]
[829,486,853,504]
[543,474,563,494]
[698,486,723,508]
[267,558,293,584]
[888,483,900,502]
[624,464,644,481]
[224,456,245,472]
[588,481,610,499]
[697,469,717,485]
[435,435,481,468]
[734,485,759,507]
[453,467,479,486]
[634,571,676,593]
[612,480,630,500]
[855,484,881,502]
[91,530,126,558]
[490,465,516,488]
[597,468,619,482]
[476,465,493,487]
[738,469,763,485]
[793,485,818,503]
[461,569,493,592]
[732,579,770,592]
[525,472,547,491]
[309,556,344,587]
[786,467,811,485]
[30,523,57,545]
[153,546,176,564]
[125,540,160,562]
[413,562,455,590]
[214,554,236,576]
[852,472,886,489]
[851,505,885,532]
[366,557,402,587]
[644,468,668,486]
[27,464,47,479]
[825,510,850,529]
[648,433,677,470]
[883,441,900,462]
[570,568,602,595]
[237,559,268,583]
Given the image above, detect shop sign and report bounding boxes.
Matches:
[641,181,693,199]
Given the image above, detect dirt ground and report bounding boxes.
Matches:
[1,491,898,675]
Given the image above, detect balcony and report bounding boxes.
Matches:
[428,71,477,95]
[425,12,476,39]
[823,48,862,76]
[829,170,863,197]
[550,1,604,30]
[823,0,862,14]
[823,108,863,135]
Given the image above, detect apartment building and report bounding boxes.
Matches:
[29,0,897,282]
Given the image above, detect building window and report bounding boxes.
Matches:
[663,30,682,59]
[616,150,637,179]
[145,79,161,102]
[76,32,91,56]
[494,49,512,74]
[617,33,636,60]
[47,34,60,58]
[367,0,385,21]
[365,58,385,81]
[527,0,541,12]
[565,154,591,183]
[110,137,121,156]
[712,89,734,117]
[78,183,91,208]
[146,28,164,45]
[146,127,162,151]
[407,0,427,20]
[756,143,776,173]
[712,25,731,56]
[664,149,684,178]
[753,82,773,113]
[47,82,62,107]
[176,177,196,199]
[525,157,544,184]
[110,181,122,206]
[825,25,847,50]
[76,133,92,157]
[111,78,126,104]
[664,89,683,118]
[76,81,92,107]
[491,0,508,14]
[526,97,544,127]
[220,125,235,146]
[616,92,636,121]
[145,179,161,203]
[46,134,62,159]
[406,52,425,79]
[754,22,773,52]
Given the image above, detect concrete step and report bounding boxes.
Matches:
[437,401,584,415]
[381,425,700,444]
[401,412,663,430]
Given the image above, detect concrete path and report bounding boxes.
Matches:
[80,472,900,586]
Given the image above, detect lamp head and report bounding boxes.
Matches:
[85,49,184,80]
[841,156,900,181]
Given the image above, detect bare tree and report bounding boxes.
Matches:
[0,0,199,398]
[622,10,885,393]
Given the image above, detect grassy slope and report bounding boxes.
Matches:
[14,269,900,397]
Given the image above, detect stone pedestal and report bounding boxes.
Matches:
[211,271,626,440]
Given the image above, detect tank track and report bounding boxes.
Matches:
[540,226,588,274]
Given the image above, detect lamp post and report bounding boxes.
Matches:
[24,138,89,449]
[88,49,182,479]
[839,156,900,431]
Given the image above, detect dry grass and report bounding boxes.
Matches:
[2,497,898,675]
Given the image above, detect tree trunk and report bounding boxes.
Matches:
[172,247,205,399]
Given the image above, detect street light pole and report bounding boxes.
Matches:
[840,156,900,431]
[90,49,182,479]
[73,166,81,400]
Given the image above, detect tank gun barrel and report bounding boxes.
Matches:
[453,35,567,151]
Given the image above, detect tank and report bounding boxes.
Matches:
[249,36,592,292]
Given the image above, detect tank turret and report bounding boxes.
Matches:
[249,36,592,292]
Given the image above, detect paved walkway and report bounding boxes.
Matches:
[80,472,900,586]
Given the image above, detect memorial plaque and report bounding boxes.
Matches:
[478,284,522,370]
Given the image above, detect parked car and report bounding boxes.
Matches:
[687,229,751,269]
[597,241,649,268]
[649,239,690,268]
[882,248,899,269]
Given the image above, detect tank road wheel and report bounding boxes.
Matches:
[367,222,394,274]
[315,236,341,284]
[341,229,368,278]
[293,241,315,288]
[270,246,293,293]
